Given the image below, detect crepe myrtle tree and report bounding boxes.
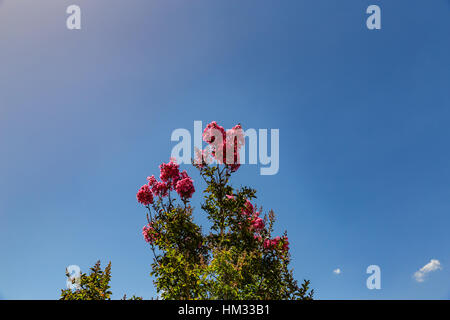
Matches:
[137,121,313,300]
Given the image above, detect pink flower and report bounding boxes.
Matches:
[175,176,195,199]
[152,181,169,198]
[225,150,241,172]
[147,172,170,198]
[240,200,264,231]
[147,175,157,187]
[224,124,244,171]
[180,170,189,180]
[242,200,254,216]
[137,184,153,205]
[203,121,226,144]
[271,237,281,248]
[142,224,157,244]
[226,194,235,200]
[201,121,244,172]
[226,124,245,150]
[159,158,180,188]
[250,216,265,231]
[262,236,289,251]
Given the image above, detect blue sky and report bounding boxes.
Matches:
[0,0,449,299]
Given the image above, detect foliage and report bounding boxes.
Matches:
[137,121,314,300]
[60,261,142,300]
[60,261,113,300]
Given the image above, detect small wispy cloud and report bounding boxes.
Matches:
[414,259,442,282]
[333,268,342,275]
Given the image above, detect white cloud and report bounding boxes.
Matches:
[333,268,341,275]
[414,259,442,282]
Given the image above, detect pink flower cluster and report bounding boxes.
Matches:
[136,184,154,205]
[240,200,265,232]
[159,160,181,188]
[251,216,265,231]
[227,196,265,233]
[227,195,289,252]
[137,158,196,203]
[142,224,158,244]
[241,200,255,216]
[263,236,289,251]
[149,179,169,198]
[175,176,195,200]
[196,121,245,172]
[203,121,226,144]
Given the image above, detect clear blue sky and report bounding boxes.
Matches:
[0,0,449,299]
